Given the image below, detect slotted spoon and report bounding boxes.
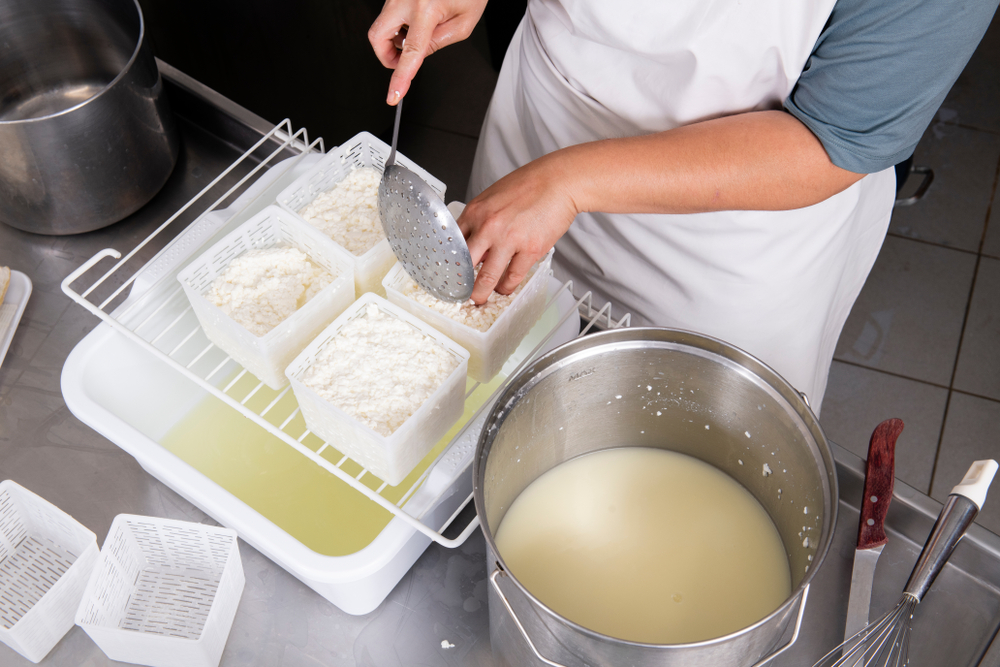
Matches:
[378,100,474,302]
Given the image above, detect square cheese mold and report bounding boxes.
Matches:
[75,515,244,667]
[383,249,554,383]
[177,204,356,390]
[0,480,99,663]
[285,293,469,486]
[275,131,446,298]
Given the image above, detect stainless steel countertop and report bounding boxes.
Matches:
[2,62,999,667]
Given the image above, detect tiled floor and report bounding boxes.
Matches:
[393,16,1000,531]
[823,14,1000,534]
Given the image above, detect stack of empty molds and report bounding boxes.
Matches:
[0,480,99,663]
[76,515,244,667]
[277,131,446,298]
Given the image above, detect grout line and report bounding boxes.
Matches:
[949,387,1000,405]
[883,231,980,255]
[929,391,955,495]
[927,144,1000,493]
[831,358,952,390]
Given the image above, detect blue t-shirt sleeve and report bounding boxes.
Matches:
[785,0,998,174]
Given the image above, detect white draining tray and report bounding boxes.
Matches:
[61,277,581,614]
[59,120,629,551]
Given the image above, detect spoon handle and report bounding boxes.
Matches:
[387,98,403,168]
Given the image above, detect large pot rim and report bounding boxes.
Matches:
[0,0,146,126]
[473,326,839,649]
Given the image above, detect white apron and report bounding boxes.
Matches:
[467,0,896,413]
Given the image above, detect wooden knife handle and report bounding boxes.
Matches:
[857,418,903,550]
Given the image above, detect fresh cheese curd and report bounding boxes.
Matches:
[398,265,529,332]
[300,303,460,436]
[298,167,385,256]
[208,247,333,336]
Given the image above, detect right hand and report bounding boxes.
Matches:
[459,150,581,304]
[368,0,489,104]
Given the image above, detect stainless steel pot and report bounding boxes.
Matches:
[473,328,838,667]
[0,0,178,235]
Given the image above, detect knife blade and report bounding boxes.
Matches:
[844,417,903,644]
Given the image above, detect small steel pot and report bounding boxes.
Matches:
[0,0,178,235]
[474,328,838,667]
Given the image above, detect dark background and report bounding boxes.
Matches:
[135,0,526,199]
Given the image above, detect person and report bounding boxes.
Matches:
[368,0,998,413]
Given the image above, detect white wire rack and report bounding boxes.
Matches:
[61,119,630,548]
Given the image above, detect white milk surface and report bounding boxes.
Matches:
[493,447,791,644]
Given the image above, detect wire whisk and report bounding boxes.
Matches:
[814,594,916,667]
[812,459,998,667]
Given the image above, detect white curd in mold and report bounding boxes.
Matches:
[208,247,334,336]
[298,167,385,256]
[398,265,530,332]
[300,303,459,436]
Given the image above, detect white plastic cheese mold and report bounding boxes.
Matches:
[0,480,99,664]
[286,293,470,486]
[75,515,244,667]
[176,204,356,390]
[384,249,554,383]
[276,131,446,298]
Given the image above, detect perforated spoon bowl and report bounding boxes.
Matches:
[378,100,474,303]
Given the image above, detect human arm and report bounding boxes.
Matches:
[459,109,863,303]
[460,0,999,304]
[368,0,489,104]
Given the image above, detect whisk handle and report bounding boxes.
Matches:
[903,494,978,601]
[904,460,998,601]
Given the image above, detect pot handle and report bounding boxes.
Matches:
[491,568,809,667]
[490,567,569,667]
[749,583,810,667]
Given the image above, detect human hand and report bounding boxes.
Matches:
[369,0,489,105]
[458,153,580,304]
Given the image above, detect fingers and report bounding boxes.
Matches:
[371,1,487,104]
[462,195,530,303]
[385,11,440,103]
[463,208,492,269]
[470,247,513,305]
[495,252,537,295]
[368,6,428,103]
[368,12,406,70]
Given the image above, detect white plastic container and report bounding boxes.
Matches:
[76,515,244,667]
[61,277,578,616]
[176,204,356,390]
[383,249,554,383]
[286,293,470,486]
[275,131,446,298]
[0,480,99,664]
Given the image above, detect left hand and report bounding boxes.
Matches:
[458,152,579,304]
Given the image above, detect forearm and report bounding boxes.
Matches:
[550,110,865,217]
[460,109,867,302]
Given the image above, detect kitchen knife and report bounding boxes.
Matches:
[844,417,903,644]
